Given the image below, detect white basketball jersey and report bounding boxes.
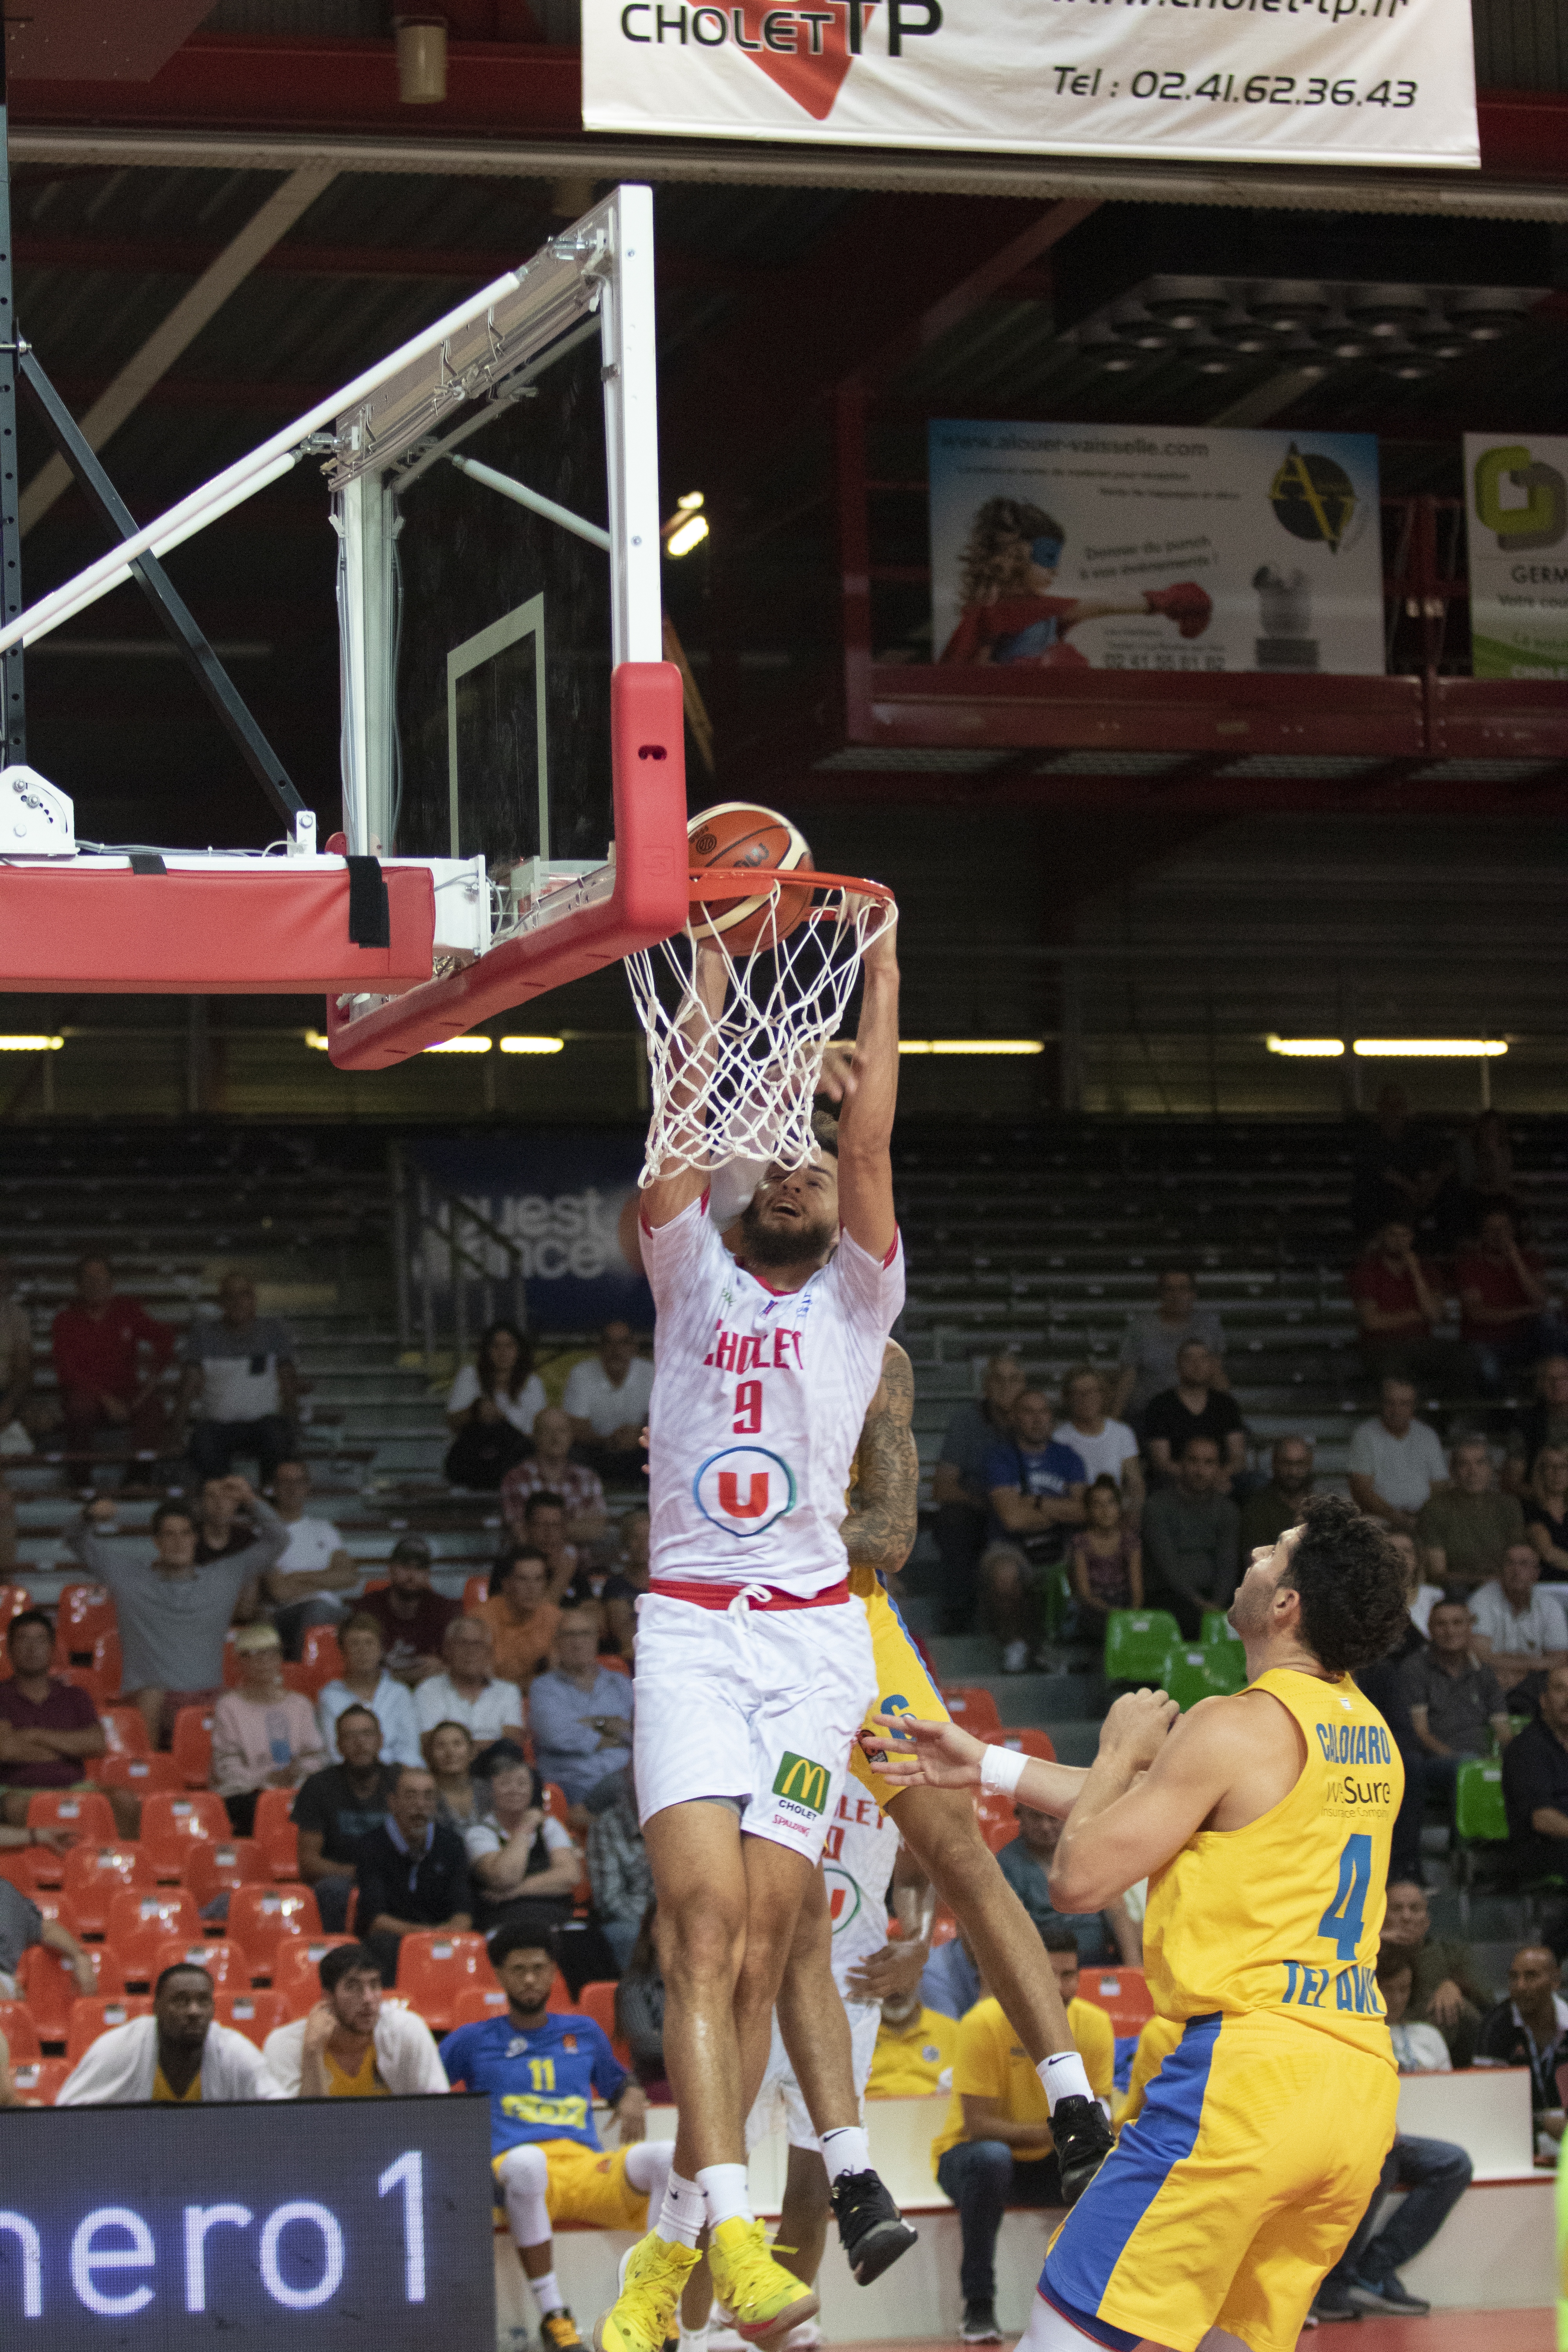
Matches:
[642,1193,905,1595]
[822,1784,900,1996]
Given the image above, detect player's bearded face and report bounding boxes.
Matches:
[740,1169,837,1267]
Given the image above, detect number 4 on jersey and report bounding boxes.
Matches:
[1318,1833,1372,1962]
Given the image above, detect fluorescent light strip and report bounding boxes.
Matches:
[422,1035,492,1054]
[0,1034,62,1051]
[899,1039,1044,1056]
[499,1036,564,1054]
[1267,1036,1345,1058]
[1352,1039,1508,1059]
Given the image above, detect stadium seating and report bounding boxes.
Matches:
[26,1788,116,1841]
[149,1936,253,1993]
[10,2058,71,2104]
[1104,1611,1183,1686]
[972,1789,1020,1853]
[61,1844,155,1937]
[993,1728,1057,1760]
[1161,1647,1223,1711]
[545,1970,575,2014]
[0,1583,31,1636]
[181,1838,270,1909]
[139,1790,230,1878]
[107,1888,203,1982]
[251,1786,301,1879]
[16,1939,124,2039]
[216,1989,287,2049]
[99,1707,152,1757]
[66,1995,152,2065]
[462,1575,488,1613]
[449,1985,510,2029]
[93,1754,185,1796]
[225,1884,322,1980]
[1076,1964,1154,2036]
[298,1624,345,1692]
[0,1999,43,2060]
[941,1686,1004,1736]
[395,1930,498,2032]
[577,1978,632,2067]
[0,1848,47,1896]
[270,1935,357,2019]
[55,1581,116,1660]
[171,1706,215,1788]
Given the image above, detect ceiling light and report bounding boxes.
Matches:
[1250,282,1332,329]
[1352,1038,1508,1058]
[898,1039,1045,1056]
[0,1034,63,1051]
[423,1034,493,1053]
[304,1029,329,1051]
[666,514,710,558]
[1266,1035,1345,1058]
[675,492,704,512]
[1345,284,1429,330]
[499,1035,564,1054]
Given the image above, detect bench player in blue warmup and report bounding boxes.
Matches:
[441,1923,675,2352]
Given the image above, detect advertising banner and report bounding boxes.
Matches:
[582,0,1479,171]
[1463,433,1568,681]
[928,419,1385,677]
[408,1131,652,1334]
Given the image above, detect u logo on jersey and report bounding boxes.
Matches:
[693,1445,797,1538]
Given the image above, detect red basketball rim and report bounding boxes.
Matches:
[686,868,894,905]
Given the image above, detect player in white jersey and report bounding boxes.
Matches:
[599,920,904,2352]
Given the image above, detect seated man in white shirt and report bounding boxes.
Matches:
[413,1615,527,1750]
[1468,1539,1568,1695]
[562,1322,654,1486]
[263,1457,359,1658]
[57,1960,287,2104]
[263,1938,449,2096]
[1347,1378,1450,1536]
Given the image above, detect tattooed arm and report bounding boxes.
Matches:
[845,1339,920,1575]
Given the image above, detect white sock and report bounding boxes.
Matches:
[626,2140,674,2200]
[818,2124,871,2185]
[529,2271,564,2318]
[658,2169,708,2249]
[1039,2051,1093,2112]
[678,2329,711,2352]
[695,2161,753,2231]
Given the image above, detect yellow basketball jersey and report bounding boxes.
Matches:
[1143,1667,1402,2066]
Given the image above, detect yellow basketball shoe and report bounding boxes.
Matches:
[594,2230,701,2352]
[708,2218,818,2347]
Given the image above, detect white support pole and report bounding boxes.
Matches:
[448,455,611,552]
[598,182,663,668]
[336,473,397,856]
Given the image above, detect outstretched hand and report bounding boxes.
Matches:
[860,1709,985,1789]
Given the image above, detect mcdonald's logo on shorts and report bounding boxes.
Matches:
[772,1751,830,1815]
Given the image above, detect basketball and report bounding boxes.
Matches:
[688,801,815,956]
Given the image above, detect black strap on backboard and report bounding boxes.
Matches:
[346,854,390,948]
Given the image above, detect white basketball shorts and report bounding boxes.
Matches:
[745,1998,882,2154]
[632,1586,876,1864]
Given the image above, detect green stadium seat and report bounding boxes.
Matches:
[1104,1610,1182,1685]
[1160,1644,1243,1711]
[1200,1611,1232,1647]
[1454,1759,1506,1844]
[1205,1637,1247,1691]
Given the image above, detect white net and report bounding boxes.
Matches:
[625,876,895,1185]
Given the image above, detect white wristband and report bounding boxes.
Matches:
[979,1742,1028,1798]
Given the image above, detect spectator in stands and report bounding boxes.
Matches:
[584,1760,650,1968]
[1140,1436,1241,1639]
[921,1925,981,2023]
[173,1272,298,1486]
[67,1485,286,1748]
[0,1856,97,2000]
[1112,1268,1227,1427]
[413,1615,526,1749]
[263,1458,357,1657]
[315,1610,421,1769]
[211,1621,328,1837]
[427,1720,481,1829]
[52,1252,174,1490]
[866,1982,958,2098]
[1347,1377,1450,1535]
[1143,1343,1247,1494]
[1455,1108,1518,1230]
[471,1544,561,1690]
[1379,1879,1494,2071]
[1458,1208,1568,1396]
[1505,1356,1568,1495]
[518,1493,580,1604]
[1417,1435,1526,1590]
[292,1702,399,1931]
[1477,1944,1568,2151]
[359,1535,459,1688]
[1468,1540,1568,1695]
[1402,1598,1511,1816]
[56,1959,287,2104]
[932,1926,1115,2345]
[528,1608,633,1809]
[263,1938,448,2097]
[615,1901,669,2095]
[1390,1526,1444,1637]
[465,1745,581,1933]
[445,1321,545,1457]
[980,1387,1086,1675]
[1346,1216,1460,1390]
[0,1607,113,1830]
[354,1762,473,1984]
[193,1472,258,1564]
[441,1920,666,2352]
[1059,1367,1143,1515]
[1310,1949,1473,2322]
[1350,1083,1452,1244]
[1502,1662,1568,1890]
[500,1410,608,1552]
[1356,1595,1428,1889]
[1525,1443,1568,1577]
[995,1799,1140,1965]
[1238,1435,1315,1555]
[601,1508,650,1661]
[1067,1476,1142,1626]
[563,1321,654,1486]
[931,1353,1026,1635]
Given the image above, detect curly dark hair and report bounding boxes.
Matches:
[958,497,1065,603]
[1276,1493,1408,1677]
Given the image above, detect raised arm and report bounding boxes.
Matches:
[832,918,899,1262]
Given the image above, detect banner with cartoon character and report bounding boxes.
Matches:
[1464,433,1568,681]
[581,0,1478,170]
[928,420,1384,677]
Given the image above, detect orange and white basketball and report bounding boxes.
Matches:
[688,802,815,956]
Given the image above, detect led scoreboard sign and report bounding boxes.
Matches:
[0,2096,495,2350]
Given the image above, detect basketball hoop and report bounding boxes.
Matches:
[626,868,896,1185]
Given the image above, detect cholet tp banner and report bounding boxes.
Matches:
[408,1133,653,1333]
[582,0,1478,170]
[1464,432,1568,681]
[928,419,1385,677]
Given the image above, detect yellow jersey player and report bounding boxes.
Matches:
[867,1493,1408,2352]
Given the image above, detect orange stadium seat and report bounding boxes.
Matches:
[17,1939,124,2040]
[450,1985,509,2030]
[0,2000,42,2060]
[99,1706,152,1758]
[577,1979,632,2067]
[222,1630,241,1687]
[251,1787,300,1879]
[973,1789,1020,1853]
[170,1706,214,1788]
[0,1847,54,1898]
[992,1728,1056,1761]
[61,1844,154,1938]
[89,1629,122,1700]
[940,1686,1004,1737]
[1076,1964,1154,2036]
[545,1971,574,2015]
[150,1936,253,1993]
[55,1581,117,1660]
[26,1788,116,1842]
[541,1781,570,1828]
[0,1583,31,1636]
[10,2057,71,2104]
[59,1663,113,1710]
[181,1838,270,1909]
[225,1884,321,1981]
[139,1790,230,1878]
[929,1904,959,1947]
[396,1930,498,2033]
[462,1575,488,1613]
[599,1655,631,1678]
[270,1936,356,2019]
[93,1753,185,1797]
[66,1995,152,2066]
[216,1989,287,2049]
[298,1625,344,1693]
[106,1888,202,1983]
[28,1888,82,1937]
